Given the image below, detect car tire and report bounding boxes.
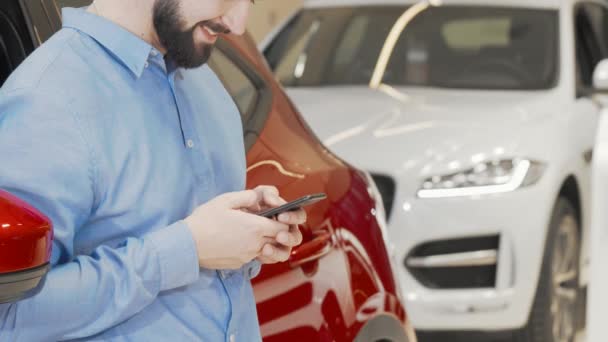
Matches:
[353,315,410,342]
[515,197,581,342]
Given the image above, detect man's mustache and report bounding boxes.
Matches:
[200,20,231,35]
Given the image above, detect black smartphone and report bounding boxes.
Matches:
[258,193,327,218]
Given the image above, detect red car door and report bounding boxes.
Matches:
[208,39,411,341]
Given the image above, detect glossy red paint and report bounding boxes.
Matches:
[0,190,52,273]
[223,34,414,341]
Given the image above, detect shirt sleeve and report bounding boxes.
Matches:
[0,89,200,341]
[245,260,262,279]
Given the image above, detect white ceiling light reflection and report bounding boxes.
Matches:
[373,121,435,138]
[293,54,308,79]
[402,160,419,170]
[448,161,461,170]
[377,84,411,102]
[246,160,305,179]
[292,20,320,79]
[494,147,506,155]
[323,125,367,147]
[370,1,432,88]
[471,153,486,164]
[420,164,433,175]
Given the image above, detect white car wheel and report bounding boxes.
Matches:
[517,197,581,342]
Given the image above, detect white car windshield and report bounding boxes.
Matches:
[265,6,559,90]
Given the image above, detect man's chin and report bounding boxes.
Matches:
[173,48,213,69]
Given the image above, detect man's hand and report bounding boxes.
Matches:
[251,186,306,265]
[184,190,291,270]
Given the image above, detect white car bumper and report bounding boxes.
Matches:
[389,179,556,331]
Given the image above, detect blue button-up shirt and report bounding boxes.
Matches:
[0,8,261,342]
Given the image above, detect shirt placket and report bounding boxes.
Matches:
[167,66,241,340]
[220,271,242,342]
[167,70,212,195]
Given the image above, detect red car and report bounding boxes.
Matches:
[0,190,52,303]
[0,1,416,341]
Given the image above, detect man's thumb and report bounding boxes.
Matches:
[219,190,259,209]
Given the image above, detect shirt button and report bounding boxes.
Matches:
[229,334,236,342]
[150,50,158,57]
[144,61,149,68]
[186,139,194,148]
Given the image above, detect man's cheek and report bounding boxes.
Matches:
[181,0,225,25]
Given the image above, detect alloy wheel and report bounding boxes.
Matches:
[550,215,579,342]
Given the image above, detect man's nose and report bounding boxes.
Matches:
[221,2,251,36]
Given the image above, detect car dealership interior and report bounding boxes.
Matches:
[245,1,608,341]
[2,0,608,341]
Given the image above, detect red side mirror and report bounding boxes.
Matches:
[0,190,52,303]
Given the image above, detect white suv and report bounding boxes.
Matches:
[261,0,608,341]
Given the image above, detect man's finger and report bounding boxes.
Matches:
[276,226,303,247]
[219,190,258,209]
[265,192,286,208]
[255,185,279,196]
[261,244,291,263]
[257,186,285,207]
[277,209,307,225]
[247,214,290,237]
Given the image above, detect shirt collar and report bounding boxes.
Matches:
[62,7,158,78]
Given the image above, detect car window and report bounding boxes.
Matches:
[332,16,368,71]
[603,6,608,52]
[53,0,91,8]
[20,0,58,44]
[0,10,27,85]
[441,18,510,50]
[264,13,301,70]
[208,49,259,123]
[51,0,92,16]
[575,5,603,89]
[207,45,271,151]
[265,6,559,90]
[0,35,11,85]
[582,3,608,57]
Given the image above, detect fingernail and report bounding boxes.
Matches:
[277,233,288,244]
[264,245,274,256]
[278,213,289,221]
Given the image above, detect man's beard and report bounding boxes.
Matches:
[152,0,230,69]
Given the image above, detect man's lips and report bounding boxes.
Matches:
[198,24,219,43]
[202,21,231,35]
[195,21,230,44]
[203,25,219,37]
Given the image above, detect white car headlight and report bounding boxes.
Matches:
[417,159,545,199]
